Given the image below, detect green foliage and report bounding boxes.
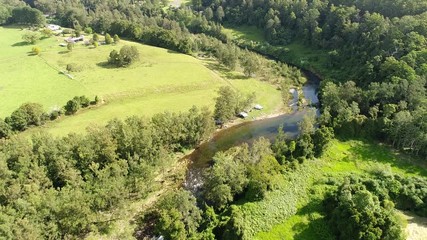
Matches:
[64,96,92,115]
[66,63,83,72]
[240,50,260,77]
[113,34,120,43]
[214,86,238,122]
[0,118,11,138]
[140,190,202,239]
[11,6,45,26]
[203,138,279,210]
[31,46,41,55]
[108,45,139,67]
[312,126,335,157]
[324,177,405,240]
[6,102,46,131]
[92,33,99,42]
[22,31,40,44]
[214,86,255,122]
[64,98,80,115]
[0,105,216,238]
[62,28,72,35]
[84,27,93,34]
[40,28,53,38]
[105,33,112,44]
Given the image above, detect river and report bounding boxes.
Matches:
[183,70,321,191]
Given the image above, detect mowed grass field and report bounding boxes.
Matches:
[0,26,282,136]
[0,26,88,117]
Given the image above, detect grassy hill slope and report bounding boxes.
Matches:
[0,26,282,136]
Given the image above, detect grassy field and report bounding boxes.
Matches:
[0,26,88,117]
[0,26,282,136]
[222,25,337,79]
[251,139,427,239]
[223,25,266,42]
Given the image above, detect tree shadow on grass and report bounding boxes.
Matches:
[96,61,118,69]
[58,51,70,54]
[167,49,181,54]
[344,138,427,177]
[12,41,29,47]
[291,199,335,240]
[204,61,250,80]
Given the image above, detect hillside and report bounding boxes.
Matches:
[0,26,282,136]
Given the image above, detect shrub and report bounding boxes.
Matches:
[84,27,93,34]
[92,95,100,105]
[41,28,53,38]
[49,110,61,120]
[93,33,99,42]
[62,29,72,35]
[7,103,46,131]
[113,34,120,43]
[0,119,12,138]
[108,45,139,67]
[32,46,41,55]
[64,98,80,115]
[105,33,112,44]
[66,63,82,72]
[325,179,405,240]
[22,31,41,44]
[79,96,90,108]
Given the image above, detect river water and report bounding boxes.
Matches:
[184,70,321,191]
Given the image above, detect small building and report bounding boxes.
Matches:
[47,24,61,31]
[254,104,263,110]
[238,112,249,118]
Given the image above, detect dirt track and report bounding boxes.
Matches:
[402,211,427,240]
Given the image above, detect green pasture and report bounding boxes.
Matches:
[0,26,282,136]
[0,26,88,117]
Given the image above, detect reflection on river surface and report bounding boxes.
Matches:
[184,71,320,191]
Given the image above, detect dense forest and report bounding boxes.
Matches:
[0,0,427,239]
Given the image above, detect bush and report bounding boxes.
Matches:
[113,34,120,43]
[41,28,53,38]
[93,33,99,42]
[108,45,139,67]
[7,103,46,131]
[66,63,82,72]
[64,98,80,115]
[84,27,93,34]
[0,119,12,138]
[79,96,90,108]
[22,31,41,44]
[49,110,61,120]
[91,95,100,105]
[325,179,405,240]
[62,29,72,35]
[105,33,112,44]
[64,96,91,114]
[32,46,41,55]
